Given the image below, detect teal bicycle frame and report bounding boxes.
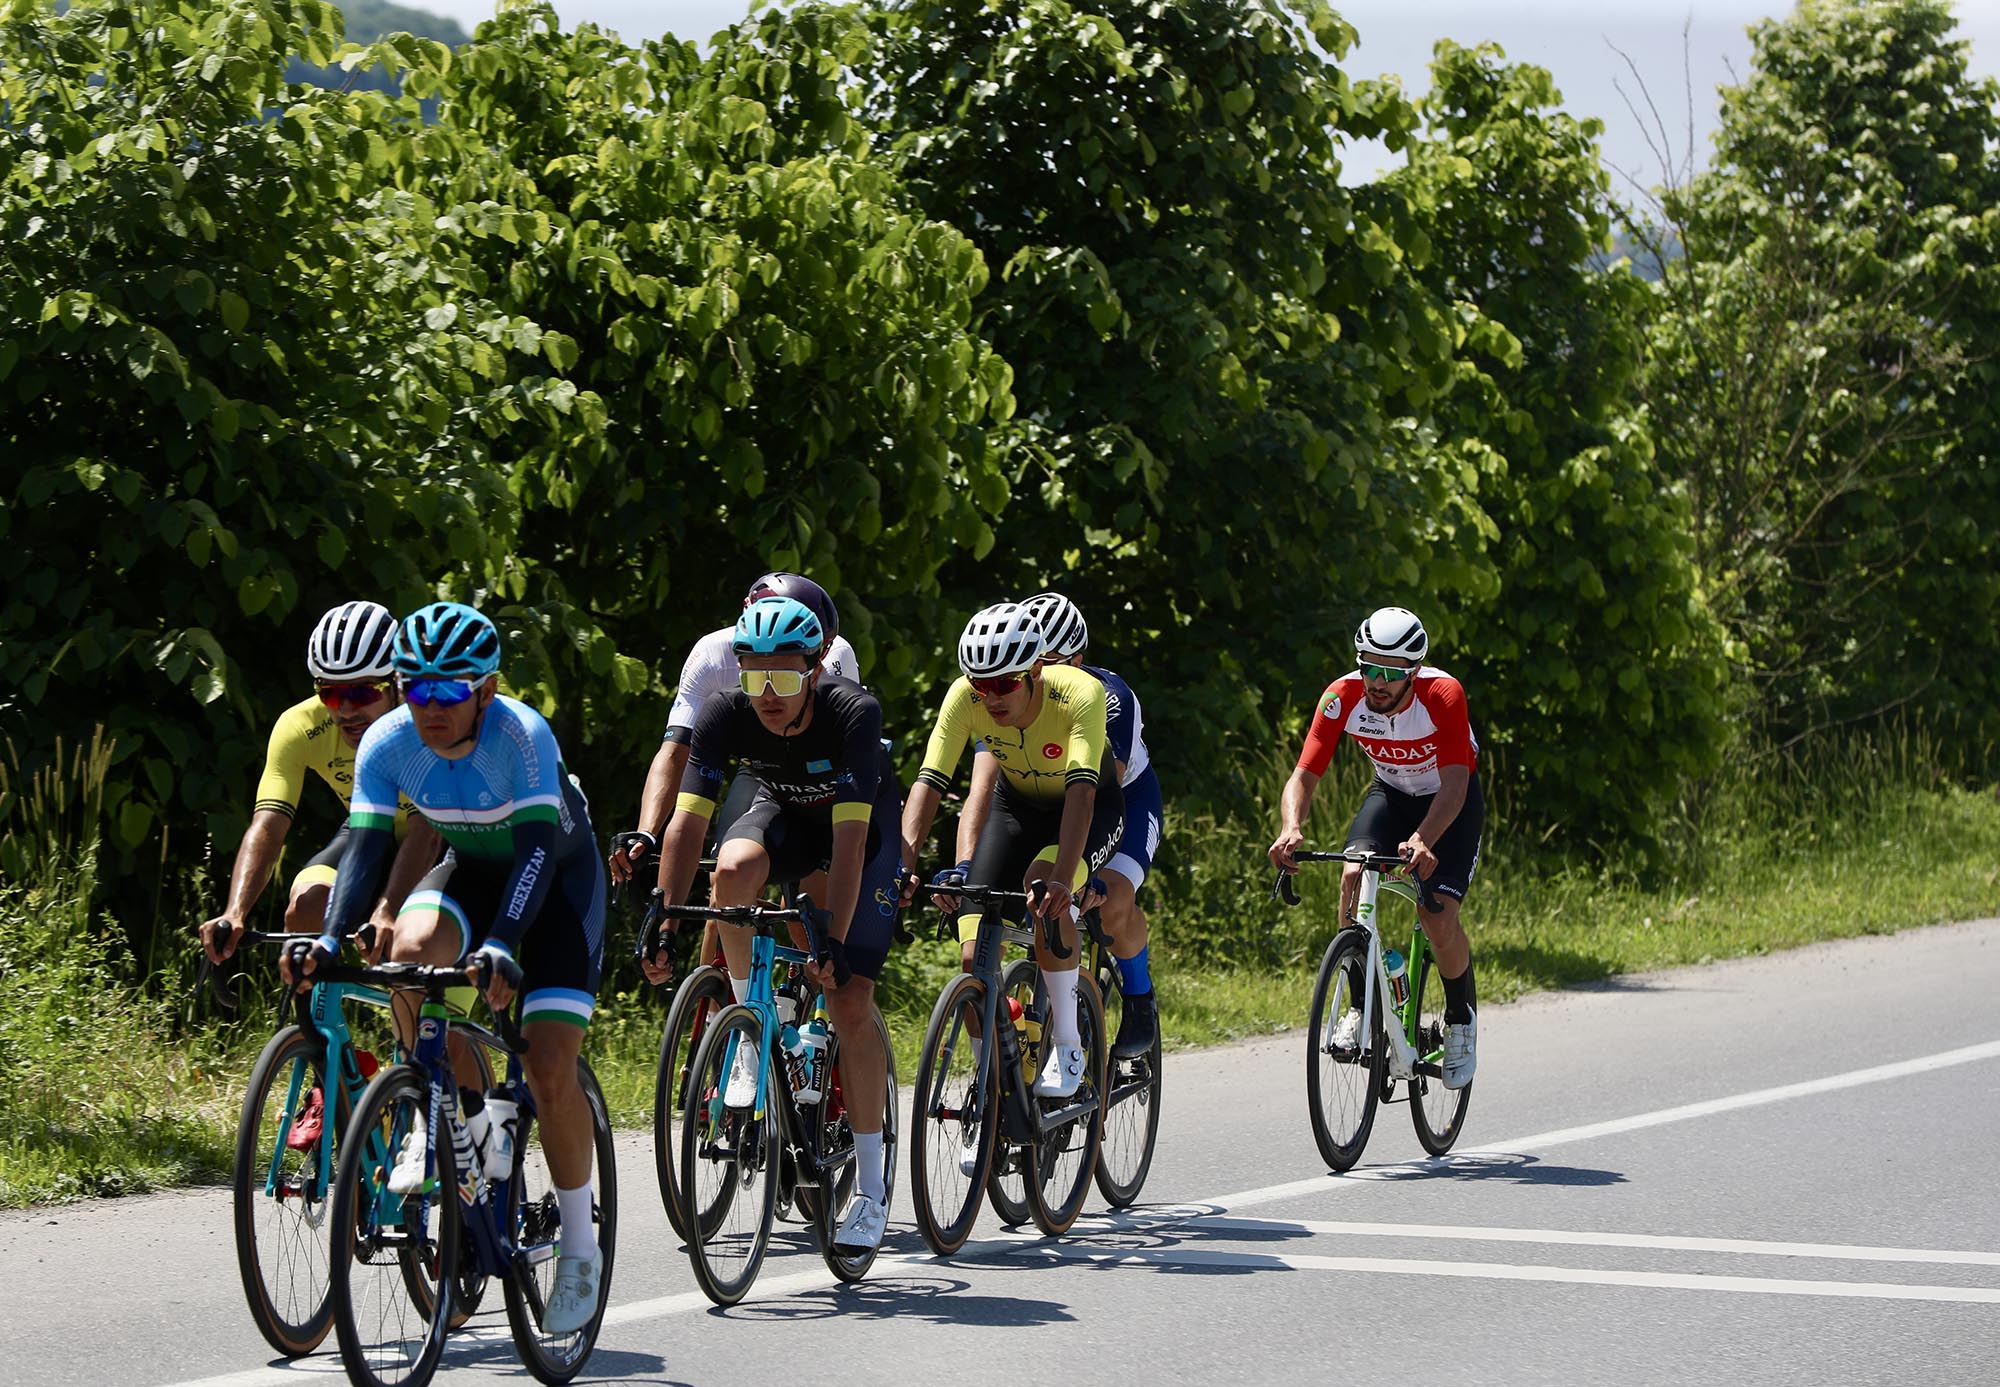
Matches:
[263,979,394,1203]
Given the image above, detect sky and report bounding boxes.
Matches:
[412,1,2000,196]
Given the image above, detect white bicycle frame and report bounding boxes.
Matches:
[1349,866,1424,1081]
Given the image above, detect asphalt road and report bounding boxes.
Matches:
[5,918,1998,1387]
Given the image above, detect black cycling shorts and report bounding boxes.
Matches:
[1343,774,1484,904]
[960,756,1125,935]
[721,781,905,981]
[401,850,608,1029]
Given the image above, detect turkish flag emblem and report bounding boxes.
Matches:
[1042,743,1062,759]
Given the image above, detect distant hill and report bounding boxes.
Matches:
[289,0,471,96]
[1591,227,1683,282]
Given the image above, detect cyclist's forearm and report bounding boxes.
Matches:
[954,753,999,862]
[1414,765,1469,845]
[901,781,943,870]
[322,823,394,941]
[638,738,690,838]
[1051,781,1095,887]
[824,820,868,940]
[1279,768,1320,836]
[487,819,558,954]
[221,810,291,918]
[376,818,442,919]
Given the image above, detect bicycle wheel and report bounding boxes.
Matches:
[909,972,997,1255]
[1408,946,1473,1155]
[329,1065,459,1387]
[651,964,731,1241]
[1025,970,1106,1237]
[813,1007,899,1282]
[679,1007,778,1305]
[1094,959,1162,1209]
[1305,928,1386,1172]
[233,1025,342,1356]
[984,959,1038,1228]
[504,1060,619,1384]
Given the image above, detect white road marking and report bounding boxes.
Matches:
[153,1037,2000,1387]
[1179,1216,2000,1267]
[1011,1244,2000,1304]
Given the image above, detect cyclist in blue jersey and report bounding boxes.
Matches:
[290,602,608,1333]
[967,592,1160,1059]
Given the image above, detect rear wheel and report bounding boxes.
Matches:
[813,1007,898,1282]
[1408,947,1473,1155]
[1025,971,1106,1236]
[329,1065,457,1387]
[505,1061,618,1384]
[1305,929,1385,1172]
[651,965,731,1242]
[233,1026,340,1356]
[909,973,995,1255]
[984,960,1039,1227]
[1094,960,1162,1208]
[679,1009,777,1305]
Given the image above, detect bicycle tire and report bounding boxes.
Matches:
[679,1007,778,1305]
[1305,928,1386,1171]
[1408,946,1473,1155]
[505,1059,618,1384]
[329,1064,459,1387]
[1093,959,1162,1209]
[399,1037,494,1332]
[814,1007,898,1283]
[1025,970,1106,1237]
[984,959,1039,1227]
[651,965,731,1242]
[233,1025,341,1356]
[909,972,997,1256]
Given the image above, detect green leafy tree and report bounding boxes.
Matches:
[1392,41,1728,844]
[1635,0,2000,741]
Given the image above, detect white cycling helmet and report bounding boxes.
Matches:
[958,602,1046,678]
[1355,606,1428,663]
[1021,591,1088,660]
[308,601,398,681]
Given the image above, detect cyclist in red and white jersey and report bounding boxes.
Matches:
[1269,607,1482,1087]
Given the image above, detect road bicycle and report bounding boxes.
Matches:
[1276,849,1473,1171]
[641,894,897,1305]
[908,881,1106,1254]
[202,925,491,1358]
[319,953,617,1387]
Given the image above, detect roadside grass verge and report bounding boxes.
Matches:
[3,724,1996,1201]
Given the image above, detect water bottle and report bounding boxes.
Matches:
[1013,997,1041,1085]
[781,1023,810,1094]
[797,1001,830,1102]
[449,1104,480,1195]
[1383,947,1410,1009]
[481,1095,520,1180]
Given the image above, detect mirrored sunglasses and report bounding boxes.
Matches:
[739,668,809,698]
[405,677,477,706]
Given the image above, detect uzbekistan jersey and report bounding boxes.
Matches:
[253,695,412,832]
[918,664,1108,805]
[1296,667,1479,797]
[323,695,596,951]
[678,676,896,828]
[664,627,859,740]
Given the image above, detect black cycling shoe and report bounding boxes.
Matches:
[1111,988,1158,1060]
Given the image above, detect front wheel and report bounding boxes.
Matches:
[232,1025,340,1357]
[679,1008,777,1305]
[984,960,1040,1228]
[1408,948,1473,1155]
[329,1065,458,1387]
[505,1059,618,1384]
[909,973,996,1255]
[1094,962,1162,1209]
[1305,929,1385,1172]
[1024,971,1106,1237]
[652,965,731,1242]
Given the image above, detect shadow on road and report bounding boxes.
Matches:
[715,1274,1077,1327]
[1361,1151,1627,1186]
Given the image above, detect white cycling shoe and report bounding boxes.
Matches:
[1442,1011,1477,1089]
[542,1247,603,1334]
[832,1193,888,1252]
[1034,1043,1086,1099]
[386,1112,430,1195]
[723,1041,761,1109]
[1327,1007,1363,1053]
[958,1122,984,1176]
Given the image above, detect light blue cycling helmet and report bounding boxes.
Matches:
[733,596,826,657]
[392,601,502,679]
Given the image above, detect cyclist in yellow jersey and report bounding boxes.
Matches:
[198,602,440,964]
[901,603,1124,1100]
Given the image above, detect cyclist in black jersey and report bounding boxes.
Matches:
[639,596,903,1252]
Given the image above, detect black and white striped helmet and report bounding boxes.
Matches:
[1354,606,1428,663]
[958,603,1046,678]
[1022,591,1088,659]
[307,601,398,681]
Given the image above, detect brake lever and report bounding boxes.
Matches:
[1273,870,1302,907]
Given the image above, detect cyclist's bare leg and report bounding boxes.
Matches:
[1417,896,1470,978]
[384,900,489,1093]
[521,1019,591,1187]
[283,877,331,935]
[1339,862,1363,928]
[710,838,772,987]
[823,978,885,1134]
[1098,873,1150,960]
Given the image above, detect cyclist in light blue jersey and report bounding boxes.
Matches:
[294,601,608,1333]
